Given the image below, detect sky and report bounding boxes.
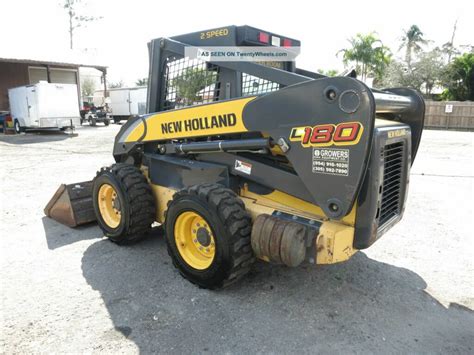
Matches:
[1,0,473,86]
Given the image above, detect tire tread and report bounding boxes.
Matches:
[165,183,254,289]
[94,163,155,244]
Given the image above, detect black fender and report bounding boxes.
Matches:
[242,77,375,219]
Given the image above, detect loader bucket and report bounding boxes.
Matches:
[44,181,96,227]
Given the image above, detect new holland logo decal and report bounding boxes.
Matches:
[289,122,363,147]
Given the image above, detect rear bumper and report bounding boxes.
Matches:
[39,117,80,128]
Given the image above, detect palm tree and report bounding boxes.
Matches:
[108,80,124,89]
[135,78,148,86]
[400,25,428,68]
[338,33,391,82]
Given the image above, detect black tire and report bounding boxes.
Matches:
[92,163,156,244]
[90,116,97,126]
[80,118,84,126]
[165,183,254,289]
[14,120,22,134]
[104,119,110,126]
[113,117,120,124]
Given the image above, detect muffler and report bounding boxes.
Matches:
[44,181,96,227]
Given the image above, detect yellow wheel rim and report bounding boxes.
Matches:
[98,183,122,228]
[174,211,216,270]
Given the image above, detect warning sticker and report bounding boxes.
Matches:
[235,160,252,175]
[312,148,350,176]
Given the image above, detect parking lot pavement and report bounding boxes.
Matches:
[1,126,473,353]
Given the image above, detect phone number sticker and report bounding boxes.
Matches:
[312,148,349,176]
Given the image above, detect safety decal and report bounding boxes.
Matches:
[312,148,349,176]
[235,160,252,175]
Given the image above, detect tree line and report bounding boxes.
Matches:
[331,24,473,101]
[68,0,471,102]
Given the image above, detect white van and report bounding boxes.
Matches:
[8,81,80,133]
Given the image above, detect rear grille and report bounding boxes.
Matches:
[379,142,405,226]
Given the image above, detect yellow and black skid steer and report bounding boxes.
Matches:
[45,26,425,289]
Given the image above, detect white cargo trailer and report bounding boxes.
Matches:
[8,81,80,133]
[109,86,147,123]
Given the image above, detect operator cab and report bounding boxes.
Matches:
[148,26,304,113]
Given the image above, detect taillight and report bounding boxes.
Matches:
[283,39,292,47]
[259,32,269,44]
[5,114,13,128]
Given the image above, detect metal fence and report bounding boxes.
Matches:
[424,101,474,131]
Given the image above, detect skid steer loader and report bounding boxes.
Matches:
[45,26,425,289]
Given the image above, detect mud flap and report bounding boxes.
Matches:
[44,181,96,227]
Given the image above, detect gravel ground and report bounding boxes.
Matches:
[0,125,473,354]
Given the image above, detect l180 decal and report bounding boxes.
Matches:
[289,122,363,147]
